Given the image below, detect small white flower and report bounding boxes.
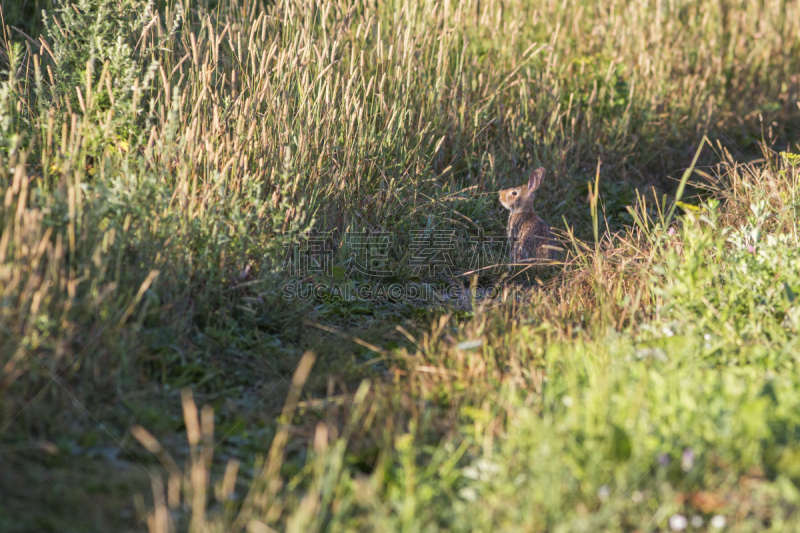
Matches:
[459,487,478,502]
[462,467,479,480]
[704,333,712,341]
[681,448,695,471]
[476,459,500,475]
[597,485,610,501]
[562,395,574,407]
[669,514,688,531]
[710,515,726,529]
[662,326,675,337]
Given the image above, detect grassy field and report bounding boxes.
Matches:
[1,0,800,531]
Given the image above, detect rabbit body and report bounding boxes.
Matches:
[499,167,558,263]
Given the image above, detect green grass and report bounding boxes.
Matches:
[1,0,800,531]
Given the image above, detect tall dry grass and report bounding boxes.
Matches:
[0,0,799,530]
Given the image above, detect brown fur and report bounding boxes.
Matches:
[498,167,558,263]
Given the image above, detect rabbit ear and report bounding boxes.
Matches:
[527,167,545,192]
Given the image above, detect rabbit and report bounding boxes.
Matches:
[498,167,558,264]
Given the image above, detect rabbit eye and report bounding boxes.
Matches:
[511,191,518,196]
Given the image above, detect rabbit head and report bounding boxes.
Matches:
[499,167,545,214]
